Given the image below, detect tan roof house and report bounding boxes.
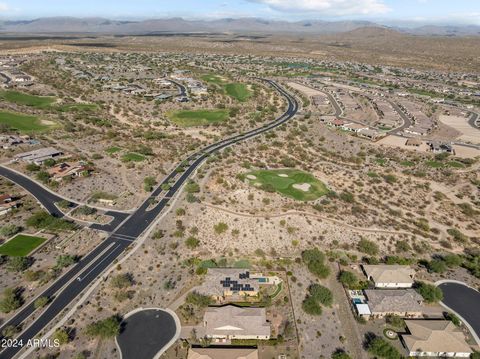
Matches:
[362,265,415,288]
[197,305,270,340]
[401,320,473,357]
[188,347,258,359]
[364,289,424,318]
[47,162,92,182]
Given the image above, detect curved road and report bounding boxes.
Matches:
[438,282,480,345]
[0,166,130,232]
[0,79,298,359]
[468,112,479,129]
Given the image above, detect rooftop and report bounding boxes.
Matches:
[363,265,415,285]
[364,289,423,313]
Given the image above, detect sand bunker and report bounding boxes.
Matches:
[293,183,311,192]
[278,174,289,178]
[246,174,257,180]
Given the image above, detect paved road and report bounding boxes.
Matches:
[468,112,479,129]
[168,79,188,97]
[387,101,413,134]
[0,166,130,232]
[0,79,298,359]
[116,309,178,359]
[438,282,480,344]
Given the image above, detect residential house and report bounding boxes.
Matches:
[197,305,270,340]
[47,162,92,182]
[187,347,258,359]
[428,141,455,155]
[14,147,64,165]
[362,265,415,288]
[401,320,473,357]
[363,289,424,318]
[405,138,422,147]
[342,123,369,133]
[358,128,384,141]
[198,268,260,301]
[0,194,19,215]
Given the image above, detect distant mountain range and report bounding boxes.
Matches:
[0,17,479,36]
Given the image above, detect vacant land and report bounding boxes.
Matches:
[121,152,146,162]
[243,169,329,201]
[0,234,46,256]
[0,111,55,133]
[168,109,229,127]
[225,83,252,102]
[0,90,55,108]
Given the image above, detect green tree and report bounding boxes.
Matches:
[143,176,157,192]
[338,270,358,288]
[302,296,322,316]
[186,292,212,308]
[357,238,379,256]
[0,224,21,238]
[55,255,78,269]
[367,337,404,359]
[331,351,351,359]
[53,328,70,345]
[214,222,228,235]
[0,288,21,313]
[302,248,330,279]
[185,181,200,193]
[308,284,333,307]
[185,236,200,249]
[110,273,134,289]
[36,171,51,183]
[7,256,31,272]
[1,325,19,339]
[428,259,447,273]
[85,316,121,339]
[415,282,443,303]
[34,296,49,309]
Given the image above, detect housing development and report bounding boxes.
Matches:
[0,2,479,359]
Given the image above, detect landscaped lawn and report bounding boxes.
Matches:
[0,90,55,108]
[0,234,46,256]
[105,146,122,155]
[121,152,146,162]
[243,169,329,201]
[0,111,55,133]
[168,109,229,127]
[225,83,252,102]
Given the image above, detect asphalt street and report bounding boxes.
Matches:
[438,282,480,343]
[0,166,130,232]
[468,112,479,129]
[116,309,177,359]
[0,79,298,359]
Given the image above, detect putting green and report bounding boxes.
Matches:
[243,169,329,201]
[225,83,252,102]
[0,90,55,108]
[168,109,229,127]
[0,234,46,256]
[0,111,55,133]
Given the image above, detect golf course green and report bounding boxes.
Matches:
[225,83,252,102]
[243,169,329,201]
[0,90,55,108]
[0,234,46,256]
[0,111,55,133]
[168,109,229,127]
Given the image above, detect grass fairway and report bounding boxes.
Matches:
[0,90,55,108]
[225,83,252,102]
[169,109,229,127]
[0,111,55,133]
[121,152,146,162]
[57,103,98,112]
[201,74,227,84]
[0,234,46,256]
[425,160,443,168]
[243,169,329,201]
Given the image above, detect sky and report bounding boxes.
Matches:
[0,0,479,26]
